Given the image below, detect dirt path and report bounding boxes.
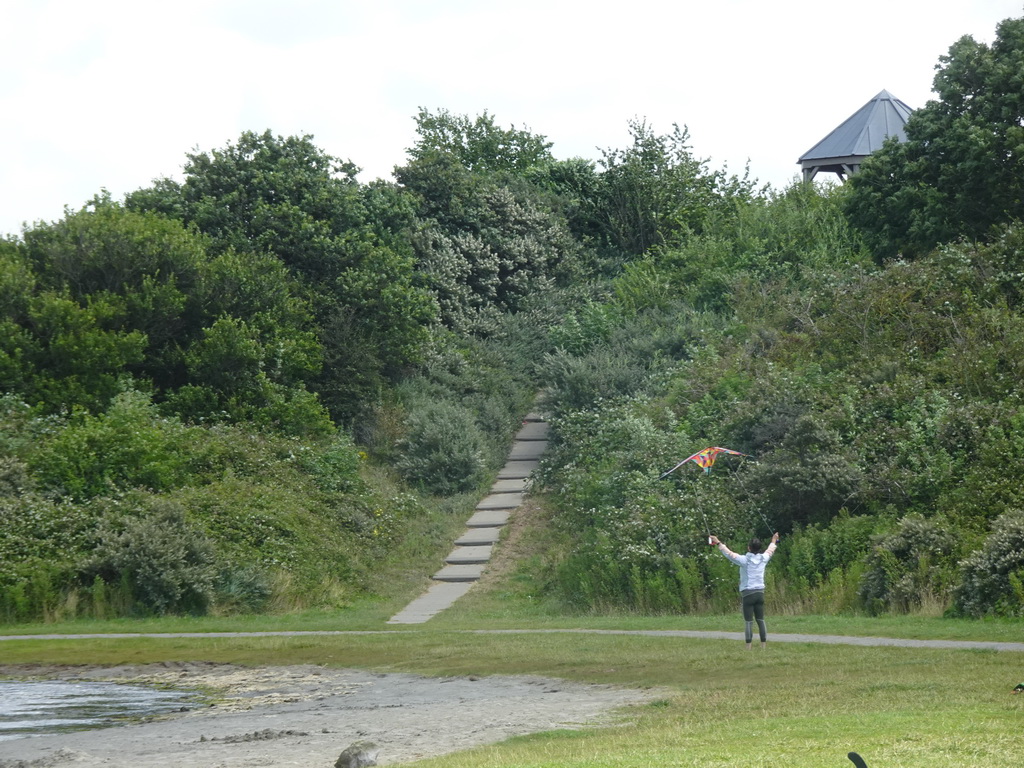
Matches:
[0,662,656,768]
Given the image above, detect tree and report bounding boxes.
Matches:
[593,120,744,256]
[128,131,368,282]
[129,131,437,422]
[13,290,147,413]
[0,241,37,398]
[397,111,581,332]
[19,199,208,388]
[405,108,553,175]
[844,15,1024,259]
[3,199,330,428]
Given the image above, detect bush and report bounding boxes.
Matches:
[83,500,216,615]
[859,515,959,614]
[411,333,535,463]
[296,433,365,494]
[28,390,192,499]
[396,400,487,495]
[541,345,656,414]
[213,566,273,614]
[776,512,880,589]
[742,413,863,529]
[954,509,1024,617]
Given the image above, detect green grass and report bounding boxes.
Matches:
[4,605,1024,643]
[1,629,1021,767]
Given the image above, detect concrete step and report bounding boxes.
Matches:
[445,545,492,564]
[509,441,547,461]
[497,460,538,479]
[433,563,485,582]
[387,404,548,624]
[515,421,550,441]
[476,492,523,510]
[386,581,475,624]
[490,477,528,493]
[466,509,510,527]
[455,527,502,545]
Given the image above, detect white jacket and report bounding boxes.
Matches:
[718,541,777,591]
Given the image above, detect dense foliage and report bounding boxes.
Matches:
[2,13,1023,622]
[536,216,1024,617]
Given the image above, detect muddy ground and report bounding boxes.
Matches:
[0,662,656,767]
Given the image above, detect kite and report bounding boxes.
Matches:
[659,446,750,478]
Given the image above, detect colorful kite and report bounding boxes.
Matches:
[659,446,750,478]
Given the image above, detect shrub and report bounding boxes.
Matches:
[0,560,70,623]
[83,499,216,615]
[954,509,1024,617]
[28,390,191,499]
[296,433,365,494]
[0,494,94,594]
[0,457,31,496]
[743,413,863,529]
[213,566,273,614]
[541,345,655,414]
[776,512,880,589]
[548,301,618,356]
[859,515,959,614]
[412,333,535,461]
[396,400,487,495]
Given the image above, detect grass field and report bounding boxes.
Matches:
[2,609,1022,767]
[4,598,1023,642]
[3,498,1023,768]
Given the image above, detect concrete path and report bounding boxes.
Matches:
[468,628,1024,652]
[3,629,1022,652]
[387,412,549,625]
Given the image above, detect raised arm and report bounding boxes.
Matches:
[709,535,744,564]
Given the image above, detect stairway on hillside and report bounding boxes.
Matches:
[387,411,548,624]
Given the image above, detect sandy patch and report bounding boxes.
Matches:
[0,662,655,768]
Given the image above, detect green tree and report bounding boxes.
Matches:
[0,241,38,398]
[6,201,323,426]
[129,132,366,279]
[17,200,207,390]
[19,292,147,412]
[397,111,580,332]
[129,131,436,422]
[594,120,748,256]
[844,15,1024,259]
[1,226,149,412]
[406,108,553,175]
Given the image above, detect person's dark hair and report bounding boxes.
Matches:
[748,538,763,554]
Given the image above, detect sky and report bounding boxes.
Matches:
[2,0,1022,237]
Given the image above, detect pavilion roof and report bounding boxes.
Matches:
[799,90,914,163]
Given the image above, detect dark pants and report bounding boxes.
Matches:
[741,590,767,643]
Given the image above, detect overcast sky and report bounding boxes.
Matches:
[3,0,1022,237]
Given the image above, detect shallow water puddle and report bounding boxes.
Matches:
[0,680,195,741]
